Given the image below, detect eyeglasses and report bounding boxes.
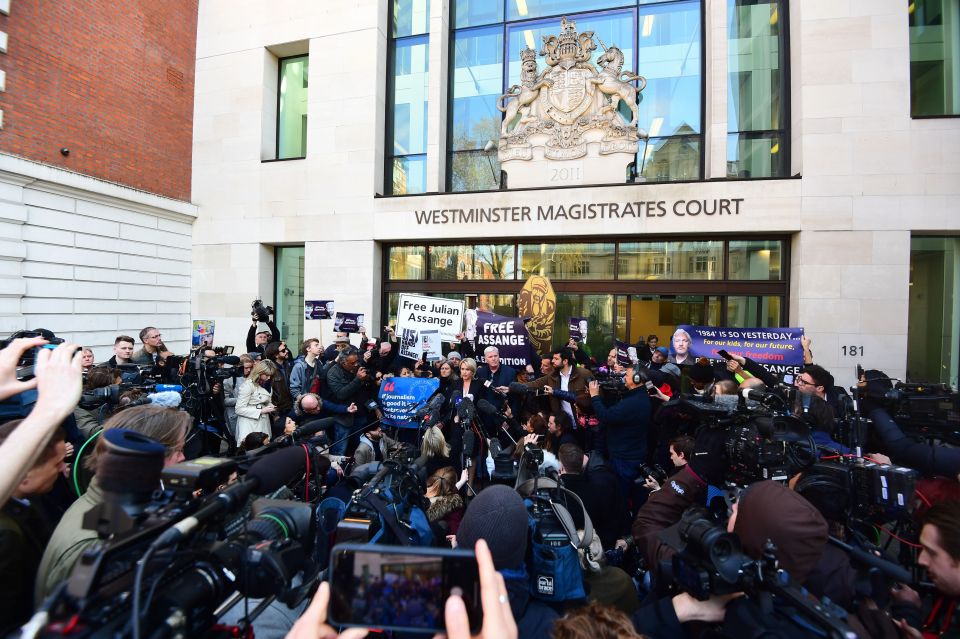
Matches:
[148,334,161,339]
[796,377,817,387]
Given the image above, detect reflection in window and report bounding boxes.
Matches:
[726,295,782,327]
[389,246,426,279]
[519,243,615,280]
[728,239,782,280]
[909,0,960,116]
[453,0,502,29]
[639,136,700,182]
[450,26,503,191]
[278,56,308,159]
[387,18,429,194]
[391,155,427,195]
[727,0,787,178]
[907,237,959,385]
[275,247,305,348]
[636,1,702,181]
[393,0,430,37]
[553,294,615,358]
[619,241,722,280]
[429,245,515,280]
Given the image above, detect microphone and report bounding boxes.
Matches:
[482,379,508,396]
[154,446,307,547]
[119,391,183,409]
[476,399,500,417]
[462,429,477,462]
[507,382,531,395]
[414,393,446,420]
[457,396,476,423]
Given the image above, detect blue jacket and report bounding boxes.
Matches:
[590,387,651,462]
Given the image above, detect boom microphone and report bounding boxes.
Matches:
[457,396,476,423]
[414,393,446,420]
[219,355,241,366]
[476,399,500,417]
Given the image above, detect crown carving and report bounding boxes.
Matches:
[556,17,579,58]
[520,47,536,63]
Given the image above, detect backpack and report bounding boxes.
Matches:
[517,477,597,603]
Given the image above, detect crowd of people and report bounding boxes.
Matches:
[0,312,958,639]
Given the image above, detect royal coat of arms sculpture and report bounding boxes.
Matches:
[496,17,647,187]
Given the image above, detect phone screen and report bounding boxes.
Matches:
[328,544,482,634]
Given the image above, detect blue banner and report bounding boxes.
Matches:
[377,377,440,429]
[674,325,806,376]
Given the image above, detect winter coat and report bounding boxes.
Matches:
[426,493,465,535]
[235,379,273,441]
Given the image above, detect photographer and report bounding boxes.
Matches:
[282,392,357,440]
[35,405,190,601]
[247,319,280,356]
[860,370,960,478]
[323,346,370,455]
[588,365,652,494]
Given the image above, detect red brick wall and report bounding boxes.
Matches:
[0,1,199,201]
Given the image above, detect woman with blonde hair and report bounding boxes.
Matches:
[418,425,453,477]
[234,359,278,441]
[424,466,466,535]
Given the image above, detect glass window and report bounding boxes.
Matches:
[909,0,960,116]
[278,56,308,159]
[275,246,305,348]
[726,295,782,327]
[506,11,634,90]
[387,32,429,194]
[388,246,426,279]
[429,245,515,279]
[451,151,501,191]
[454,0,503,29]
[391,38,429,156]
[619,241,722,280]
[390,155,428,195]
[637,1,702,137]
[394,0,430,37]
[639,136,701,181]
[727,132,785,178]
[552,294,615,358]
[907,237,959,385]
[727,0,787,178]
[728,239,782,280]
[507,0,633,23]
[615,295,628,342]
[519,243,615,280]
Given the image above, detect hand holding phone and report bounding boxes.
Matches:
[717,349,733,360]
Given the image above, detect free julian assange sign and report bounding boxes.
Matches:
[413,198,744,226]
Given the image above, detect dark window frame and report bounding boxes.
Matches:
[381,234,790,339]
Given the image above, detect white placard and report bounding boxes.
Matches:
[395,294,465,342]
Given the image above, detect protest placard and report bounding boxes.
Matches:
[192,320,215,348]
[475,310,536,369]
[305,300,334,320]
[420,330,442,361]
[334,312,364,333]
[569,317,588,341]
[378,377,440,428]
[395,294,464,342]
[673,325,806,376]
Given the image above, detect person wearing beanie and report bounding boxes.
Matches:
[686,359,714,395]
[352,423,401,467]
[457,485,558,639]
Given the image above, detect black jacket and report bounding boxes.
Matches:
[246,320,280,354]
[590,387,651,462]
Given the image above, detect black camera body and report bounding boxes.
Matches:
[0,328,64,381]
[251,298,275,322]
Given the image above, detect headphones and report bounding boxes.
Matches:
[632,369,643,385]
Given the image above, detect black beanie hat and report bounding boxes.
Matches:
[456,485,528,570]
[688,360,715,384]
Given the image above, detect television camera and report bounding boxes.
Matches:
[37,429,316,639]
